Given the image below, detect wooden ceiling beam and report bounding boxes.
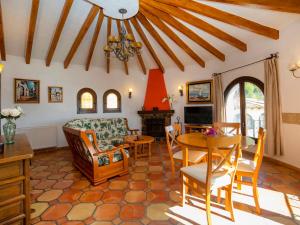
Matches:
[201,0,300,14]
[85,10,104,71]
[25,0,40,64]
[140,8,205,68]
[106,17,112,73]
[143,0,247,51]
[136,13,184,71]
[141,2,225,61]
[130,16,165,73]
[152,0,279,39]
[64,6,99,69]
[116,20,129,75]
[0,1,6,61]
[46,0,74,67]
[124,20,147,74]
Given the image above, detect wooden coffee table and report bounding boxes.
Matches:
[125,135,155,160]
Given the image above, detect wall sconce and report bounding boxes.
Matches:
[289,61,300,78]
[178,85,183,96]
[128,88,133,99]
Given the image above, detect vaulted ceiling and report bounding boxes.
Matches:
[1,0,300,74]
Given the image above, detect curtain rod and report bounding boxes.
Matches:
[213,52,279,76]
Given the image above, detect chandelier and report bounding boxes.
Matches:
[104,8,142,62]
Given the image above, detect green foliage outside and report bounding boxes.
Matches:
[244,82,264,100]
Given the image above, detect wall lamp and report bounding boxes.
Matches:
[178,85,183,96]
[289,61,300,78]
[128,88,133,99]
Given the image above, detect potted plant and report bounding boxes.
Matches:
[162,94,176,109]
[1,106,23,144]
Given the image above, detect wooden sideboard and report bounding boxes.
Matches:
[0,134,33,225]
[184,124,212,133]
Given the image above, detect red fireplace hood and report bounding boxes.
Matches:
[143,69,170,111]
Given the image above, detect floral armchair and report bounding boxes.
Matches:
[63,118,138,185]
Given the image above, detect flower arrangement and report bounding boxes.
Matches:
[1,106,24,120]
[205,128,218,136]
[162,94,176,109]
[1,106,24,144]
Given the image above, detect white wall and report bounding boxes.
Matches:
[2,56,149,148]
[2,18,300,168]
[217,19,300,168]
[1,55,218,149]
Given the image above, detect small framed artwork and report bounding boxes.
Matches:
[15,78,40,103]
[48,86,63,103]
[186,80,213,104]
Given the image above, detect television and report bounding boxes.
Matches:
[184,106,213,125]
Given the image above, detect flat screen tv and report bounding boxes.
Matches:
[184,106,213,125]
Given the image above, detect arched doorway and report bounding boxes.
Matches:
[225,76,264,138]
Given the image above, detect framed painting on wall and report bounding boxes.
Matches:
[48,86,63,103]
[14,78,40,103]
[186,80,213,104]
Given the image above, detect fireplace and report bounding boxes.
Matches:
[138,110,174,139]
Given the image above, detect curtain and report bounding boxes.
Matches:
[264,57,284,156]
[213,74,225,122]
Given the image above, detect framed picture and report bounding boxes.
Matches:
[14,78,40,103]
[48,86,63,103]
[186,80,213,104]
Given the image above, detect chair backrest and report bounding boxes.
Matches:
[206,135,241,188]
[165,124,182,154]
[213,122,240,135]
[253,127,266,174]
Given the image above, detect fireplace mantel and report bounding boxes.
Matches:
[138,110,174,115]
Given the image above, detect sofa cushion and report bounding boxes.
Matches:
[107,118,127,137]
[97,149,130,167]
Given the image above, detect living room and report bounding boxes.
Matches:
[0,0,300,225]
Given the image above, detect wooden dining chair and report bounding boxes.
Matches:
[165,124,207,175]
[213,122,241,135]
[181,135,241,225]
[235,127,266,214]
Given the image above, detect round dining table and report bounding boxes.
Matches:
[176,132,255,167]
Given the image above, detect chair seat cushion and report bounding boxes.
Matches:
[181,163,231,189]
[237,158,256,173]
[98,137,125,151]
[173,150,206,163]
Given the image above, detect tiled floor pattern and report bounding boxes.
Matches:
[30,143,300,225]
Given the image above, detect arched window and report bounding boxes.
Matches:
[225,76,264,138]
[77,88,97,114]
[103,89,121,113]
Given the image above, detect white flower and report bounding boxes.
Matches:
[10,108,21,117]
[1,109,11,117]
[16,106,23,114]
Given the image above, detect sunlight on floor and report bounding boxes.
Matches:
[166,186,298,225]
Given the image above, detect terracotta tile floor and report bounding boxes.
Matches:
[30,143,300,225]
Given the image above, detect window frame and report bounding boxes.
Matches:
[77,88,97,114]
[224,76,264,136]
[103,89,121,113]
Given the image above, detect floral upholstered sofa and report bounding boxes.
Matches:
[63,118,138,185]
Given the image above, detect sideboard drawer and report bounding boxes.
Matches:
[0,201,22,223]
[0,182,22,202]
[0,162,22,180]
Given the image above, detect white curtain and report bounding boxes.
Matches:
[213,74,225,122]
[264,57,284,156]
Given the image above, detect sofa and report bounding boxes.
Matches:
[63,118,138,185]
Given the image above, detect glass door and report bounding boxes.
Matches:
[225,77,264,138]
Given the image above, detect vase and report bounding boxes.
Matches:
[3,119,16,144]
